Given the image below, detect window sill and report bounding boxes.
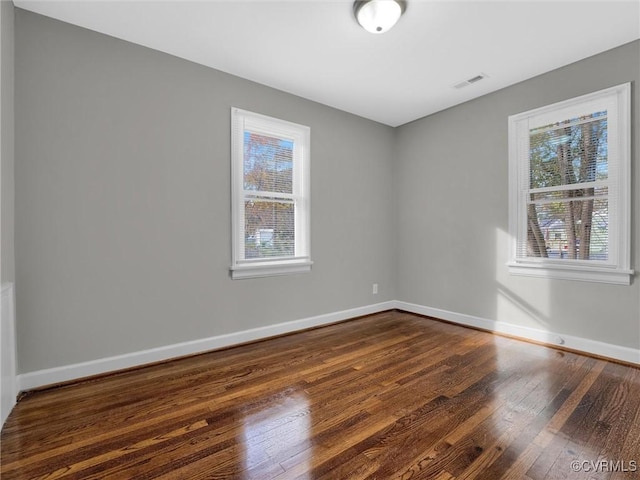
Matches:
[507,262,633,285]
[230,259,313,280]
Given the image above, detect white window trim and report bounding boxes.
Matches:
[230,108,312,280]
[507,83,632,285]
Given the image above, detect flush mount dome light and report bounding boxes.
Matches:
[354,0,406,34]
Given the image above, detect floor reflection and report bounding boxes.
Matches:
[239,387,312,478]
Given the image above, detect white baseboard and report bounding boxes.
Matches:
[395,301,640,365]
[15,299,639,393]
[17,301,396,392]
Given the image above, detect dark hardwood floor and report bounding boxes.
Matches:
[2,311,639,479]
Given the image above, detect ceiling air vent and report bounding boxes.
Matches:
[453,73,488,89]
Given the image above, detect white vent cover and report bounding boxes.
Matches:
[453,73,488,89]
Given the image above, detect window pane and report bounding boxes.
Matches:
[529,112,607,189]
[244,200,295,259]
[525,198,608,261]
[243,132,293,194]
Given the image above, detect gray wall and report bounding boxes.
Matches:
[13,8,640,375]
[395,40,640,350]
[1,0,14,285]
[15,10,396,373]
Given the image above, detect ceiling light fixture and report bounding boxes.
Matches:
[354,0,406,34]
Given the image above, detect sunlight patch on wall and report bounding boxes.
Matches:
[495,227,551,330]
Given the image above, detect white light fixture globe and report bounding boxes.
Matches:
[354,0,406,34]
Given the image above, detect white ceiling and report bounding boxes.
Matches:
[14,0,640,127]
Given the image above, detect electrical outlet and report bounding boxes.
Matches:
[372,283,378,295]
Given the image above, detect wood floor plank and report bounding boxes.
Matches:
[2,311,638,480]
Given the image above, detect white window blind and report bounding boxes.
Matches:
[230,108,311,279]
[508,83,632,285]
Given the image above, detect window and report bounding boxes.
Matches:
[230,108,311,279]
[508,83,632,285]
